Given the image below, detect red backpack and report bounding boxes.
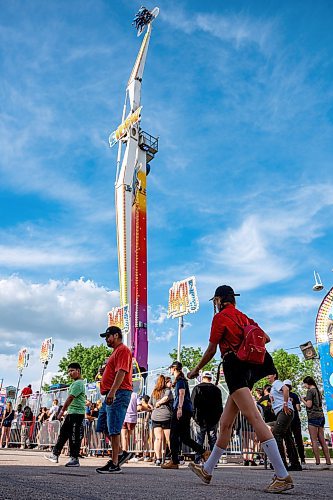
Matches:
[223,313,268,364]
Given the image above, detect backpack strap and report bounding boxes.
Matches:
[218,312,248,358]
[215,360,223,386]
[222,312,249,329]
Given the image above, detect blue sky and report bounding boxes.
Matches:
[1,0,333,389]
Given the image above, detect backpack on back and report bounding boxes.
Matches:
[224,313,268,364]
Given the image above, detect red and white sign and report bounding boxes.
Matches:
[40,337,53,363]
[108,305,130,334]
[168,276,199,319]
[17,348,29,371]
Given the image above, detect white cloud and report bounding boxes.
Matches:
[198,183,333,296]
[161,9,275,53]
[195,13,274,51]
[254,295,320,317]
[0,245,95,267]
[150,305,168,325]
[0,275,119,349]
[0,276,120,387]
[149,328,176,343]
[198,214,292,294]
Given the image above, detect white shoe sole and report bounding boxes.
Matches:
[44,455,58,464]
[266,483,294,493]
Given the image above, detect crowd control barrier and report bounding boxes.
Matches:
[3,412,266,466]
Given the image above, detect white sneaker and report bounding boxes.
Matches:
[44,454,58,464]
[65,457,80,467]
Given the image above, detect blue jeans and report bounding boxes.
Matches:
[195,423,218,461]
[96,390,132,436]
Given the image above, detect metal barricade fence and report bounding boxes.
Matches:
[8,420,61,449]
[4,413,266,465]
[84,412,264,463]
[84,411,152,456]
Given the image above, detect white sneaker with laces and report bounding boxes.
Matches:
[65,457,80,467]
[44,454,58,464]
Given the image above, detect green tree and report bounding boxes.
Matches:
[169,346,216,371]
[253,348,321,394]
[271,349,320,391]
[51,343,110,384]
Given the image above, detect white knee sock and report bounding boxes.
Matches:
[203,444,225,475]
[261,438,288,478]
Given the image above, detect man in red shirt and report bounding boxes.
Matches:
[21,384,33,405]
[96,326,133,475]
[21,385,32,397]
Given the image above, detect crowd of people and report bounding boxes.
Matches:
[1,284,332,494]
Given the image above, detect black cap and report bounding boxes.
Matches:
[100,325,122,338]
[209,285,240,301]
[168,360,183,371]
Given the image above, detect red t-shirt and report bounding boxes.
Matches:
[100,343,133,394]
[209,304,258,356]
[21,387,33,397]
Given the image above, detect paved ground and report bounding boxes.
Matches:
[0,450,332,500]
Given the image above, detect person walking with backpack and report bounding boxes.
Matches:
[302,376,331,467]
[191,371,223,464]
[187,285,294,494]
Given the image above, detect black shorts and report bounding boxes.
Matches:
[151,419,171,430]
[223,351,275,395]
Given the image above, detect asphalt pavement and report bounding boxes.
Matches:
[0,449,332,500]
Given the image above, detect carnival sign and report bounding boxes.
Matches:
[315,287,333,437]
[168,276,199,319]
[17,348,29,371]
[108,304,130,334]
[40,337,54,363]
[109,106,143,148]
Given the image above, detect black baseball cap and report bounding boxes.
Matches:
[100,325,122,338]
[209,285,240,301]
[168,361,183,370]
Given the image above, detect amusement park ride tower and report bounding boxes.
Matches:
[109,7,159,372]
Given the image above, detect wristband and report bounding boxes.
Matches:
[283,402,288,406]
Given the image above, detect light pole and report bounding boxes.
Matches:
[36,338,54,416]
[177,315,184,362]
[35,360,48,417]
[14,370,23,407]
